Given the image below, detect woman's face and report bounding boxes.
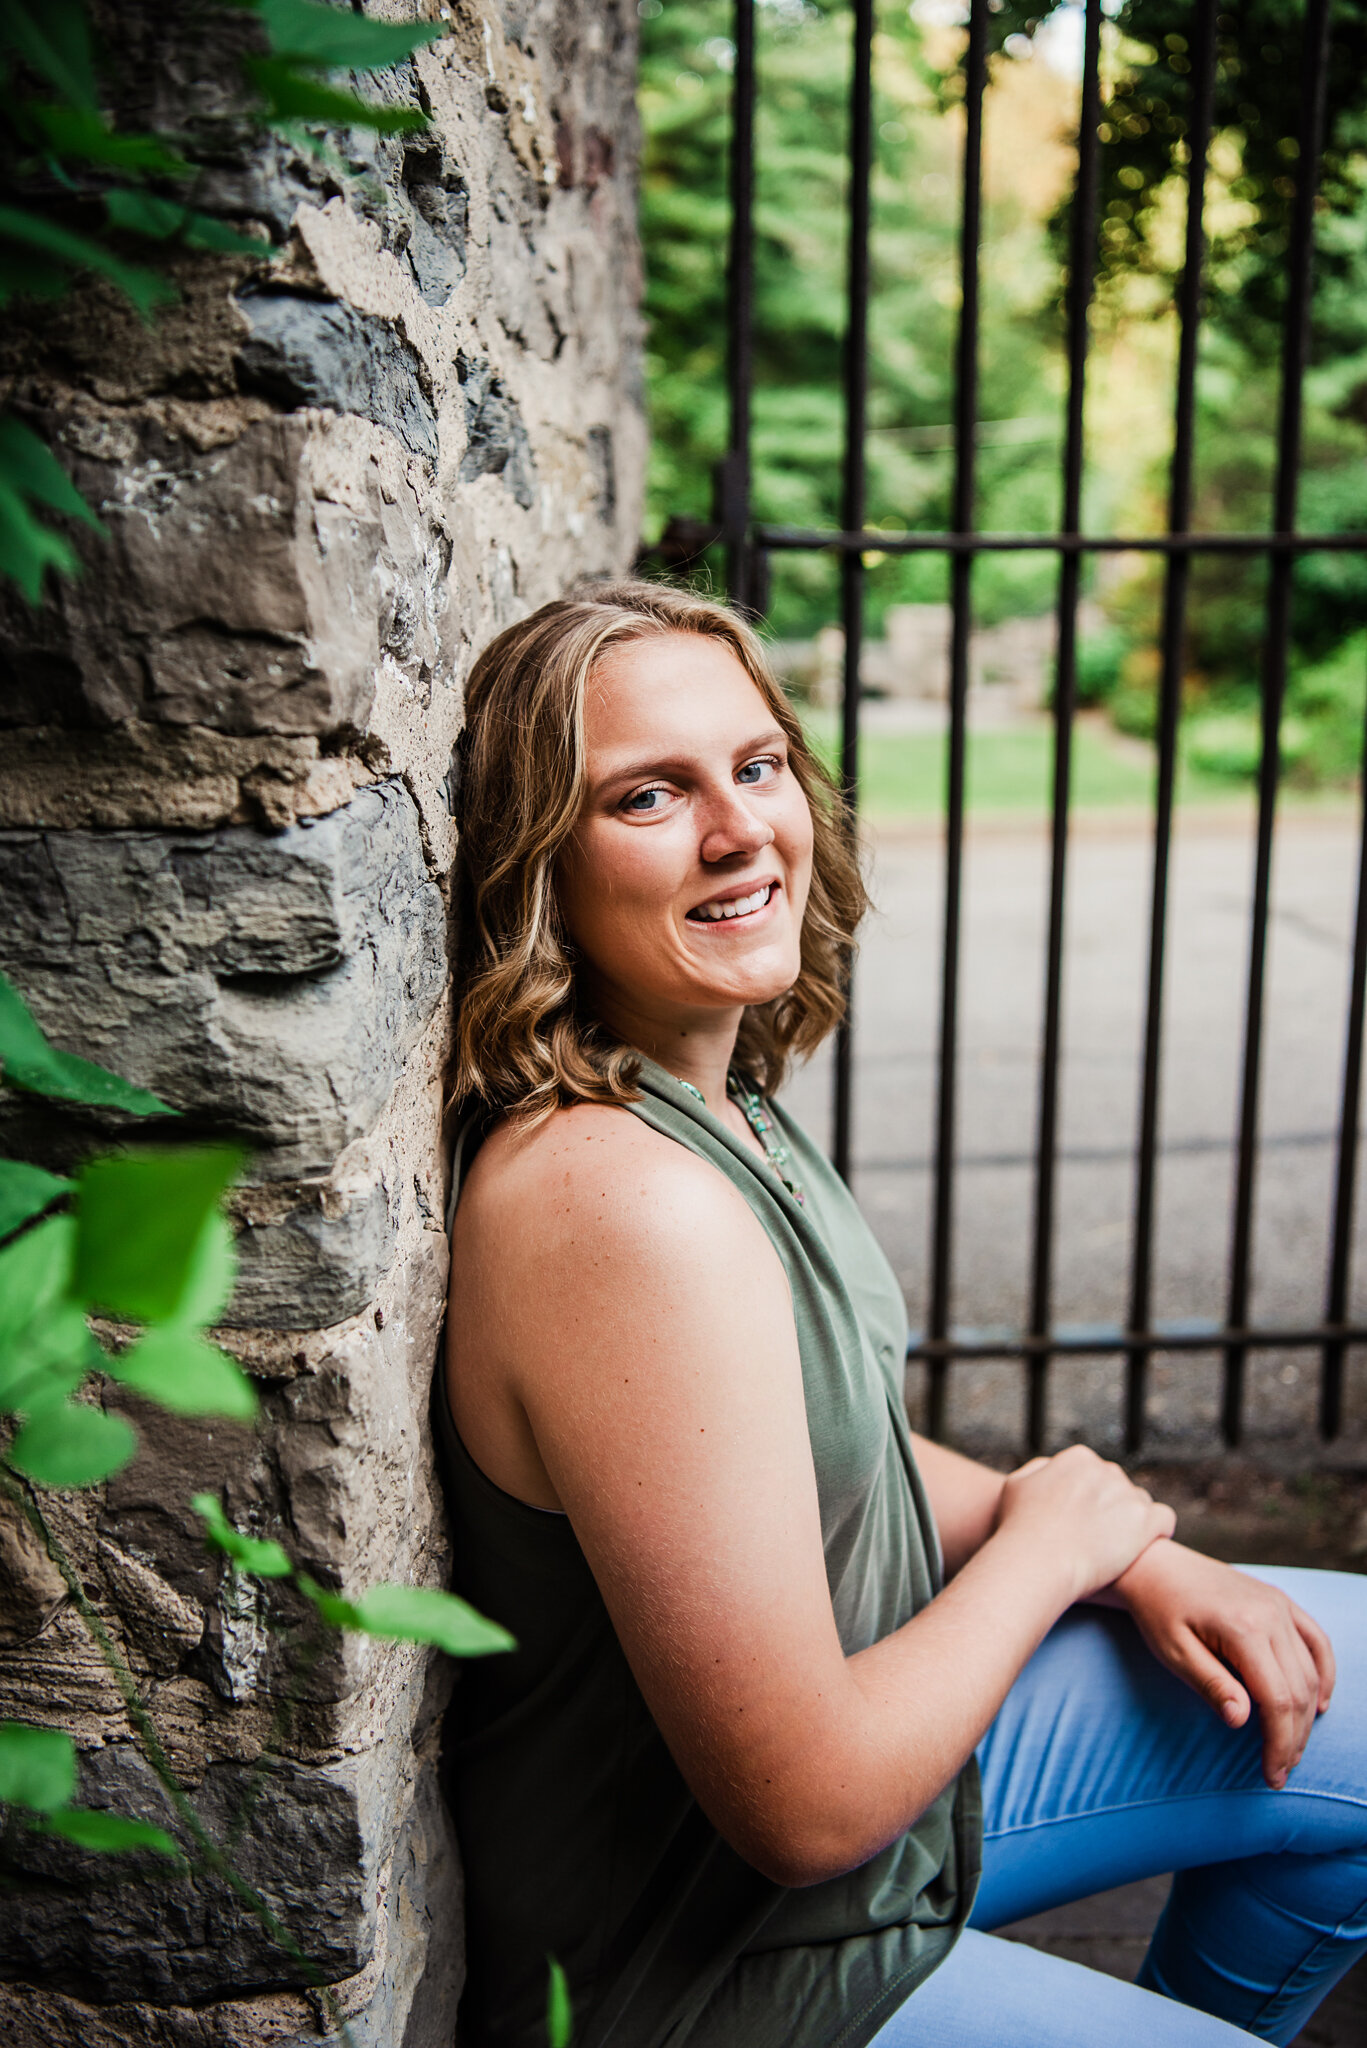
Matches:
[558,632,816,1028]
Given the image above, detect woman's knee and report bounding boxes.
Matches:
[874,1930,1255,2047]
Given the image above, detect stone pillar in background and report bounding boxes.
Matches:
[0,4,643,2041]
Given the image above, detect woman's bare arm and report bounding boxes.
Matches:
[452,1105,1173,1888]
[904,1410,1335,1793]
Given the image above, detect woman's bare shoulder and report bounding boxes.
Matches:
[459,1097,753,1255]
[448,1098,793,1516]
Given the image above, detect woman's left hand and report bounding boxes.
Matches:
[1113,1542,1336,1790]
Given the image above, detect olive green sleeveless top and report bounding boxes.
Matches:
[438,1060,981,2048]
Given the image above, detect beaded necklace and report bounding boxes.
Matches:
[678,1074,807,1207]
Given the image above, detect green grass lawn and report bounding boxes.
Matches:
[802,713,1245,820]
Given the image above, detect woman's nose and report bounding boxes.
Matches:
[698,784,775,864]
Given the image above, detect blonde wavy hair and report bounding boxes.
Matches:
[450,579,867,1122]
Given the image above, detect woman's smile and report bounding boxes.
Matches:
[686,878,780,927]
[557,631,815,1029]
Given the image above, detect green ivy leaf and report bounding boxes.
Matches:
[303,1581,516,1658]
[192,1493,293,1579]
[0,0,98,110]
[28,105,191,176]
[546,1957,573,2048]
[0,245,74,305]
[244,57,427,135]
[0,1297,94,1417]
[74,1146,244,1324]
[8,1399,137,1488]
[0,971,173,1114]
[0,1160,72,1242]
[0,473,79,601]
[0,417,102,531]
[102,189,271,257]
[0,1357,86,1423]
[294,1575,359,1630]
[37,1807,179,1856]
[172,1210,238,1329]
[179,215,274,257]
[0,1215,75,1353]
[255,0,443,72]
[108,1327,257,1422]
[0,203,176,317]
[0,1722,76,1813]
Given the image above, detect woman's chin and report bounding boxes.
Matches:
[680,954,801,1014]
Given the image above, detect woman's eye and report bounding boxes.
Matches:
[622,785,670,814]
[737,755,782,787]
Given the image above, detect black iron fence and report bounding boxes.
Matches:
[664,0,1367,1454]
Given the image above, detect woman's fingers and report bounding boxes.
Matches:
[1164,1622,1252,1728]
[1273,1630,1318,1776]
[1229,1627,1316,1788]
[1291,1601,1337,1713]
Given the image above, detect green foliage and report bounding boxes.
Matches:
[0,0,441,601]
[192,1492,294,1578]
[0,1157,71,1238]
[298,1578,518,1658]
[26,103,189,175]
[0,971,514,1972]
[985,0,1367,728]
[73,1146,244,1323]
[37,1806,178,1856]
[101,188,269,256]
[0,414,103,599]
[993,0,1367,354]
[253,0,441,75]
[112,1326,258,1423]
[546,1956,573,2048]
[644,1,1367,782]
[0,969,172,1112]
[242,56,426,137]
[640,3,1077,633]
[0,977,256,1487]
[195,1500,519,1658]
[0,1721,177,1857]
[1181,631,1367,787]
[0,0,98,111]
[8,1399,137,1490]
[0,1719,76,1811]
[1074,626,1130,709]
[0,198,174,312]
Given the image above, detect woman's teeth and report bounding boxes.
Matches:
[691,883,773,922]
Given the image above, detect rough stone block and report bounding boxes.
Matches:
[235,296,438,465]
[0,415,385,737]
[0,781,447,1182]
[0,1753,461,2044]
[227,1175,396,1329]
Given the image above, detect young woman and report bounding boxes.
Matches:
[441,580,1366,2048]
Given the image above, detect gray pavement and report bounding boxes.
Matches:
[779,802,1367,1462]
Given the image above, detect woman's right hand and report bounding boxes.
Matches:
[992,1444,1177,1604]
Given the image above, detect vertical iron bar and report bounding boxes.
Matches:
[832,0,874,1183]
[722,0,756,611]
[926,0,989,1442]
[1125,0,1217,1454]
[1321,650,1367,1439]
[1026,0,1103,1454]
[1223,0,1332,1445]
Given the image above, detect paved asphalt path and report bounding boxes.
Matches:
[779,802,1367,1462]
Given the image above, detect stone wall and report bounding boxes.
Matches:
[0,4,643,2040]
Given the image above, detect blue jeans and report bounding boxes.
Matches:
[873,1567,1367,2045]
